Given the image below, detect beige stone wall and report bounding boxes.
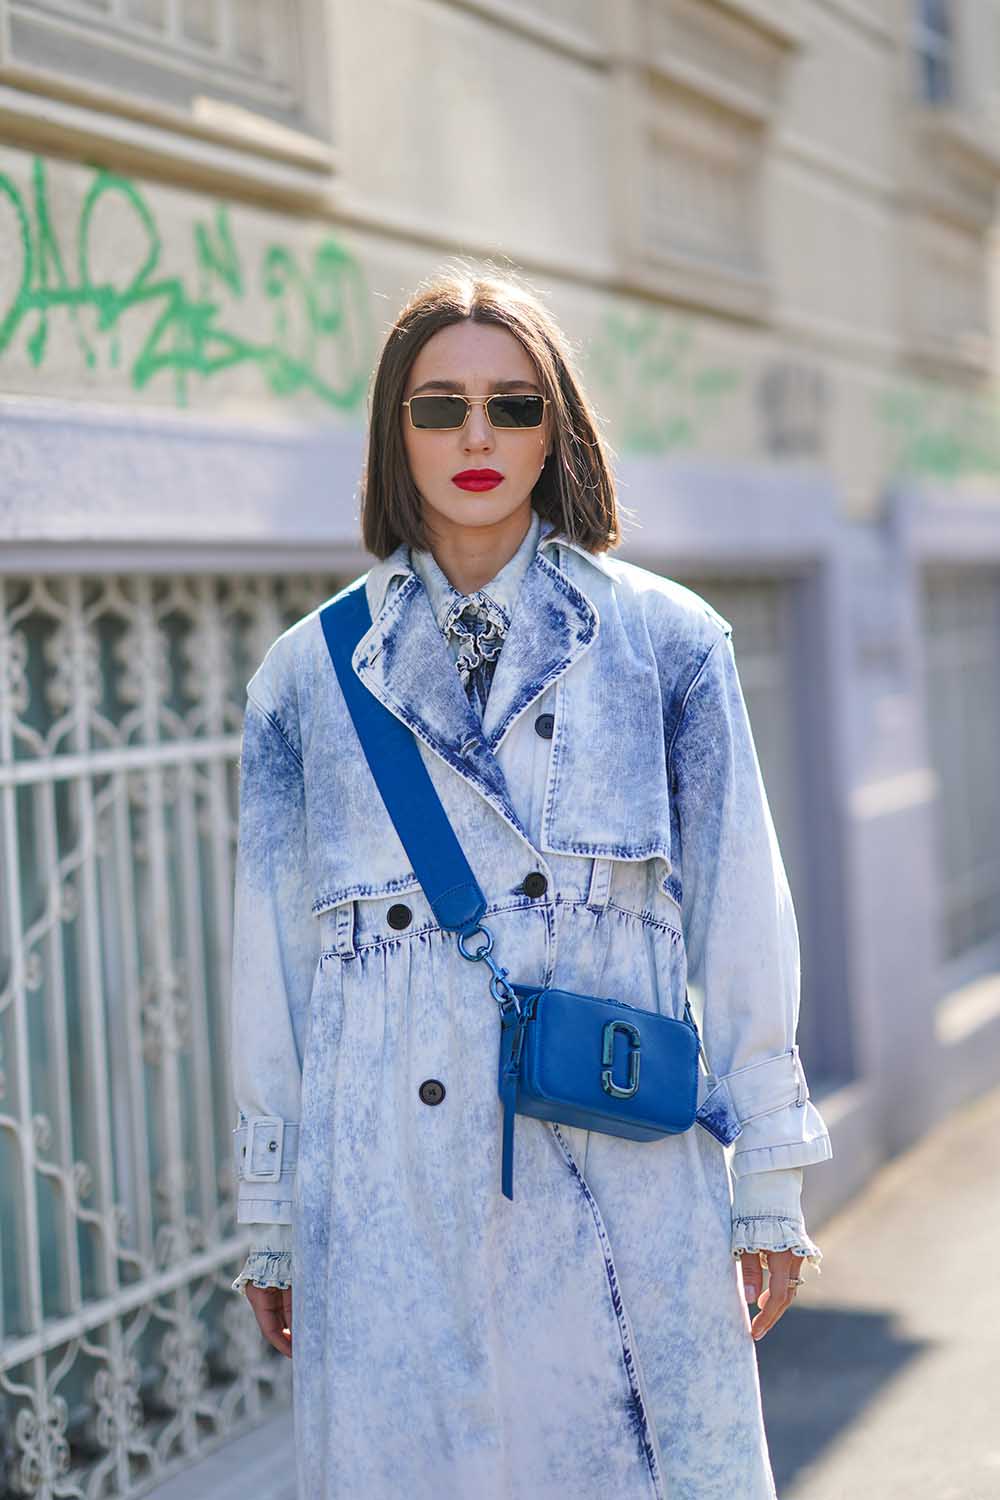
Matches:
[1,0,999,521]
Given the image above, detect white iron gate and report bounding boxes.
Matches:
[0,572,342,1499]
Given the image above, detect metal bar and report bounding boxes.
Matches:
[110,764,156,1267]
[0,581,45,1341]
[37,771,84,1314]
[69,576,120,1304]
[0,735,241,789]
[176,754,216,1234]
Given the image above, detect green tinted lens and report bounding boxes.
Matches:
[408,395,468,429]
[487,395,545,428]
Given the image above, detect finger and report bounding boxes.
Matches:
[751,1256,800,1341]
[257,1301,293,1358]
[739,1252,763,1306]
[245,1286,293,1359]
[282,1286,293,1351]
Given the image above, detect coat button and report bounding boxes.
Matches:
[534,713,554,739]
[522,872,548,898]
[387,904,412,929]
[419,1079,446,1106]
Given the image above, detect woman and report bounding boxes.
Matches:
[229,266,833,1499]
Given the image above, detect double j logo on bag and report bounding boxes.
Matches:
[601,1020,641,1099]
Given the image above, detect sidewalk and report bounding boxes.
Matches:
[757,1084,1000,1500]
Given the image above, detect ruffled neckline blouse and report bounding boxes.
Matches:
[409,509,543,718]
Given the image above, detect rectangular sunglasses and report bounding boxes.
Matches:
[402,393,549,430]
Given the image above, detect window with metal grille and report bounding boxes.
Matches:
[0,571,344,1495]
[3,0,312,135]
[913,0,955,105]
[922,569,1000,965]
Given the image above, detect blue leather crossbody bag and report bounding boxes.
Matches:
[320,584,716,1200]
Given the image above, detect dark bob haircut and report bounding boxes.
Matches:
[360,261,626,559]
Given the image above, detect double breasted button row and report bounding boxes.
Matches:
[389,874,547,925]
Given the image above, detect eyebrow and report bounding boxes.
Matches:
[409,377,542,396]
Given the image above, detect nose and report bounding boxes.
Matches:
[462,399,495,452]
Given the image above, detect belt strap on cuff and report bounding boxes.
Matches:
[695,1047,808,1148]
[722,1047,808,1122]
[233,1117,300,1183]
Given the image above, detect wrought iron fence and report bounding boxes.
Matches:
[0,572,342,1499]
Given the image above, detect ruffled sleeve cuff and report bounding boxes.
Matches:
[730,1166,824,1275]
[231,1223,293,1296]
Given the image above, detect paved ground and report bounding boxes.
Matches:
[758,1084,1000,1500]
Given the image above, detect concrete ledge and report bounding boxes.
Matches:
[0,396,365,560]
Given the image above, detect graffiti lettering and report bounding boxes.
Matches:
[589,309,740,455]
[0,156,373,409]
[879,381,1000,480]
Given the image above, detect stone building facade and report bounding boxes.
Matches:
[1,2,999,1494]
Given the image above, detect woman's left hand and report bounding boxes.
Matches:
[740,1249,803,1340]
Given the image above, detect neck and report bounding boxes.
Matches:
[424,504,535,595]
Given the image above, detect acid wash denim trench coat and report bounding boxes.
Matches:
[229,514,833,1500]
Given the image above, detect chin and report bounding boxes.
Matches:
[425,493,530,532]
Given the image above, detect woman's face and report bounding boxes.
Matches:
[401,319,553,543]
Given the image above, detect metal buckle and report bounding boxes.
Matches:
[791,1045,809,1107]
[457,921,520,1014]
[242,1116,284,1184]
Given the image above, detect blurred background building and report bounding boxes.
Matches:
[1,1,999,1494]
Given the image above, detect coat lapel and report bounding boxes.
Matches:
[479,547,599,752]
[355,557,528,839]
[352,535,600,841]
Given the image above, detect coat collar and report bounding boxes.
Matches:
[362,514,612,619]
[409,507,542,636]
[354,517,608,841]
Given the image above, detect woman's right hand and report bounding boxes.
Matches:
[244,1281,293,1359]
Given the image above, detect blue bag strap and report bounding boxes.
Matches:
[319,583,487,934]
[319,580,722,1202]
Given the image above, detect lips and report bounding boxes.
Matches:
[452,469,504,492]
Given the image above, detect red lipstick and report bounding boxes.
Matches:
[452,469,504,492]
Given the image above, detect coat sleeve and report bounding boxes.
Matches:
[670,626,833,1181]
[230,693,319,1288]
[231,1223,293,1297]
[730,1166,824,1274]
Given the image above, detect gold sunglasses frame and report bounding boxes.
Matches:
[401,393,551,431]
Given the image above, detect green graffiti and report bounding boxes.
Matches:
[879,379,1000,481]
[588,307,740,455]
[0,155,374,409]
